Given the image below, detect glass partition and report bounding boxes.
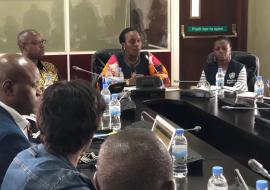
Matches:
[69,0,129,51]
[0,0,65,53]
[0,0,169,53]
[131,0,169,49]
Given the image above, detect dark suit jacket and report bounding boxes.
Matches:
[0,106,31,185]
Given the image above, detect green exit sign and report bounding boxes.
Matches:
[187,26,228,32]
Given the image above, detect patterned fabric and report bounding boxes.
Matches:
[37,60,58,92]
[99,52,170,85]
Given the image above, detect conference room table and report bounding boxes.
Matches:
[146,90,270,169]
[85,89,269,190]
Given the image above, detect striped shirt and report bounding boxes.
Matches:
[200,66,248,93]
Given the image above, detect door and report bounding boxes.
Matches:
[180,0,248,82]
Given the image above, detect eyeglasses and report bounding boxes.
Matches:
[24,39,46,46]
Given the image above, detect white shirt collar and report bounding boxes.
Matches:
[0,101,29,139]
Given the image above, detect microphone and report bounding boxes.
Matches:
[72,66,99,76]
[140,111,202,132]
[185,126,202,132]
[222,106,270,110]
[248,159,270,179]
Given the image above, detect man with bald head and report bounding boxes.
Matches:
[17,29,58,92]
[0,53,41,184]
[94,128,175,190]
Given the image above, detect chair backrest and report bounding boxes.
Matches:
[91,49,122,75]
[207,51,260,92]
[91,49,121,86]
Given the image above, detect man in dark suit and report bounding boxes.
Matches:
[0,53,41,184]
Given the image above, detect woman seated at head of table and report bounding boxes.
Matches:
[98,27,171,86]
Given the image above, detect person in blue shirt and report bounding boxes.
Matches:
[1,79,105,190]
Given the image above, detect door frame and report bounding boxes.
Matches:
[178,0,248,81]
[171,0,180,85]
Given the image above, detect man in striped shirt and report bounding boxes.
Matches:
[200,36,248,93]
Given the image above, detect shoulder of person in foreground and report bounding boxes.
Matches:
[0,132,30,185]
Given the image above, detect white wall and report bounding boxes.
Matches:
[248,0,270,79]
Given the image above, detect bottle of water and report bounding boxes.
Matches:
[118,67,125,83]
[100,83,111,130]
[256,180,268,190]
[172,128,188,178]
[110,94,121,131]
[105,67,113,85]
[207,166,228,190]
[255,76,264,103]
[216,68,225,97]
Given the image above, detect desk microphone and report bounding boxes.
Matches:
[72,66,99,76]
[222,106,270,110]
[185,126,202,132]
[248,159,270,179]
[140,111,202,132]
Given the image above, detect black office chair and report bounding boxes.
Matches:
[91,49,122,75]
[207,51,260,92]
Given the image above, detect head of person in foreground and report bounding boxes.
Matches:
[0,53,41,115]
[94,128,175,190]
[38,79,105,164]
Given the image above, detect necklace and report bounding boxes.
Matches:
[124,55,140,70]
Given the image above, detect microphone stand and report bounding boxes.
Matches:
[72,66,100,76]
[222,106,270,110]
[141,111,155,122]
[72,66,100,85]
[185,126,202,132]
[234,169,249,190]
